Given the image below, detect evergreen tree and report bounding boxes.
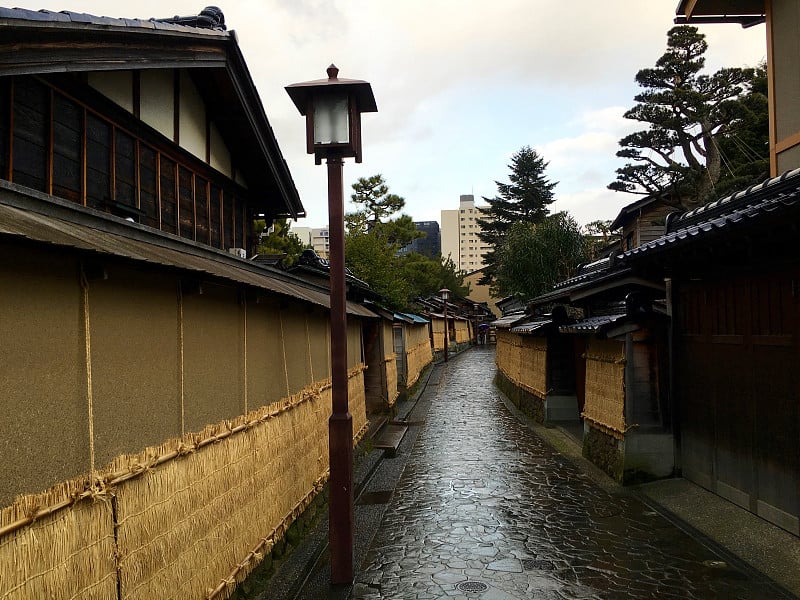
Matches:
[350,174,405,230]
[494,213,587,300]
[476,146,557,287]
[254,218,308,267]
[710,62,769,200]
[609,26,764,209]
[399,253,470,300]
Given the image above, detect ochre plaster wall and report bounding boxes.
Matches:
[245,296,285,409]
[0,245,88,506]
[182,283,244,432]
[347,319,363,369]
[0,241,368,508]
[89,266,181,467]
[279,302,313,395]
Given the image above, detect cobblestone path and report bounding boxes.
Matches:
[352,347,784,599]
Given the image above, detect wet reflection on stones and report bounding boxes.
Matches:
[352,348,783,599]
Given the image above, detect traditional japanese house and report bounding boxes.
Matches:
[0,7,373,599]
[494,244,671,483]
[359,304,400,413]
[392,312,433,398]
[624,169,800,535]
[493,307,580,425]
[671,0,799,537]
[609,192,677,252]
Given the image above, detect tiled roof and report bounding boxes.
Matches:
[492,312,528,329]
[552,257,614,291]
[396,312,429,325]
[511,318,553,335]
[623,168,800,260]
[0,7,228,35]
[559,314,626,334]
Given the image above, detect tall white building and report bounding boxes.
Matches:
[291,226,312,246]
[286,225,329,258]
[310,226,330,258]
[440,195,493,272]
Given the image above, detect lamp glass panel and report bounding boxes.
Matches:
[314,95,350,144]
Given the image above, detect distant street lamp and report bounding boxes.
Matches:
[473,302,480,345]
[286,65,377,585]
[439,288,450,362]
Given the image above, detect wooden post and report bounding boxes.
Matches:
[326,155,353,584]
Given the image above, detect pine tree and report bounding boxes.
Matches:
[476,146,557,287]
[609,26,763,209]
[350,174,405,230]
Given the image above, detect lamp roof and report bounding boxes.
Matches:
[286,64,378,116]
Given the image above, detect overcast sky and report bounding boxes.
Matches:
[27,1,766,228]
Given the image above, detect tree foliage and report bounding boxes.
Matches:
[344,175,467,310]
[493,213,588,300]
[350,174,406,230]
[346,232,411,309]
[477,146,557,287]
[609,26,767,208]
[254,218,308,267]
[399,253,469,300]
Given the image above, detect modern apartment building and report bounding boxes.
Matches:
[285,225,329,258]
[399,221,441,258]
[310,226,330,258]
[440,195,493,272]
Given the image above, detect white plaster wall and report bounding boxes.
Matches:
[235,169,248,189]
[140,70,175,141]
[88,71,133,113]
[179,70,207,162]
[209,121,232,178]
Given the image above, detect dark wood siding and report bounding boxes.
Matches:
[12,78,49,192]
[159,155,177,234]
[114,129,136,209]
[676,269,800,534]
[178,166,194,240]
[85,112,111,210]
[0,79,9,179]
[195,176,209,245]
[209,184,221,248]
[139,144,158,229]
[51,93,82,203]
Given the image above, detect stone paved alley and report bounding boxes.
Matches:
[346,347,793,600]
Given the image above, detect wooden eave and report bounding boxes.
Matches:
[0,20,304,220]
[675,0,765,26]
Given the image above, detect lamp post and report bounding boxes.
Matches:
[439,288,450,362]
[473,302,480,346]
[286,65,377,585]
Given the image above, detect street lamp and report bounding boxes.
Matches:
[473,302,480,346]
[439,288,450,362]
[286,65,377,585]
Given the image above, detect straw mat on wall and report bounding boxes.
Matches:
[0,367,369,600]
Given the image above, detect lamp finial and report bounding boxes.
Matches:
[327,64,339,79]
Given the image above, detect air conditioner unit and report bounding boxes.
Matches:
[228,247,247,259]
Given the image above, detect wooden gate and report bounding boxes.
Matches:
[676,268,800,535]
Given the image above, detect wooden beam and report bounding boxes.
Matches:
[766,0,777,177]
[774,130,800,154]
[683,0,701,19]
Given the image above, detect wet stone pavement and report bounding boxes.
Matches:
[351,347,786,599]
